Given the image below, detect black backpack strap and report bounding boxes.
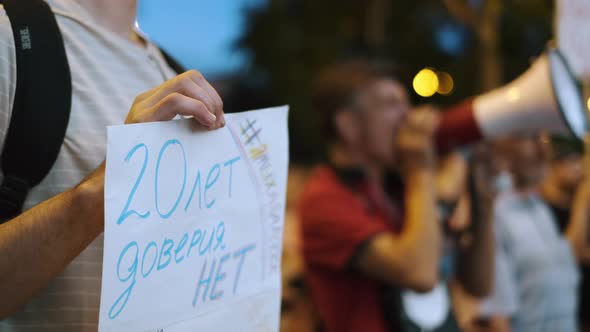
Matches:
[159,48,186,74]
[0,0,71,222]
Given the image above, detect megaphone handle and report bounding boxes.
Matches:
[436,99,484,154]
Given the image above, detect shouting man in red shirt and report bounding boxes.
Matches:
[298,61,494,332]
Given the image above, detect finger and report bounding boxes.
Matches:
[150,92,217,127]
[144,74,216,116]
[178,78,217,120]
[147,71,225,128]
[133,88,158,104]
[186,70,225,128]
[141,75,184,107]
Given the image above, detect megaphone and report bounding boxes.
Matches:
[436,48,588,153]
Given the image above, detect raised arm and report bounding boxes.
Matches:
[356,108,442,292]
[456,145,496,297]
[565,177,590,263]
[565,135,590,263]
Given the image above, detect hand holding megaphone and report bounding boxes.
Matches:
[435,48,588,154]
[394,106,440,174]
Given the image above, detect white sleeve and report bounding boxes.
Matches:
[479,215,519,318]
[0,5,17,151]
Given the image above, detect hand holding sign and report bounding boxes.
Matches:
[100,106,289,331]
[73,70,227,233]
[126,70,225,129]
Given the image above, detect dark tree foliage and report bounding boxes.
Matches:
[234,0,553,164]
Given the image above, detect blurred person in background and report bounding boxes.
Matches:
[473,135,580,332]
[438,146,505,332]
[297,60,494,332]
[540,138,590,332]
[444,143,513,332]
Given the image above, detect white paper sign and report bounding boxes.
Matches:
[557,0,590,80]
[99,106,289,331]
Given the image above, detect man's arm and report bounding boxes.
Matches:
[565,178,590,263]
[450,278,511,332]
[0,70,224,318]
[357,168,441,292]
[566,136,590,263]
[356,108,441,292]
[0,166,104,318]
[455,195,495,297]
[456,147,496,297]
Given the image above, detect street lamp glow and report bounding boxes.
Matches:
[436,71,454,95]
[413,68,439,97]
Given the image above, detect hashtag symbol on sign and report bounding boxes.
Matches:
[240,118,262,146]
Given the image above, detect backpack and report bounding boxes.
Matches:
[0,0,185,222]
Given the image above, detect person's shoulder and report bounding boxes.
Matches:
[297,165,366,227]
[492,191,524,233]
[298,165,350,205]
[0,4,7,19]
[0,5,13,39]
[494,191,520,215]
[0,5,15,57]
[0,4,16,113]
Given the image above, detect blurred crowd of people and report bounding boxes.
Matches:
[280,60,590,332]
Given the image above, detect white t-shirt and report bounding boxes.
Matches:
[0,1,176,330]
[479,191,580,332]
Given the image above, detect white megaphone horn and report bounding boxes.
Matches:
[435,48,588,153]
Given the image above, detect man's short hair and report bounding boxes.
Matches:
[311,60,404,142]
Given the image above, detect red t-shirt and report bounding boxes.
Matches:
[298,166,400,332]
